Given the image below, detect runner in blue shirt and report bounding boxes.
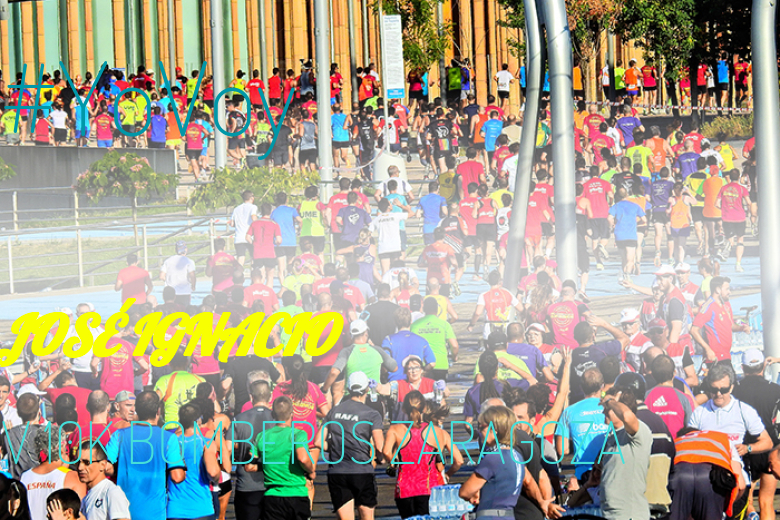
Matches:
[331,104,350,168]
[608,188,646,282]
[481,111,503,153]
[382,308,436,381]
[167,402,221,520]
[673,140,701,180]
[105,391,186,520]
[615,105,644,147]
[416,181,447,244]
[148,107,168,148]
[271,191,303,280]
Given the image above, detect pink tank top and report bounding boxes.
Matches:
[395,422,436,499]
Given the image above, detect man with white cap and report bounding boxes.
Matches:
[733,349,780,520]
[675,262,704,314]
[620,308,652,372]
[160,240,196,306]
[322,371,385,520]
[692,275,748,362]
[321,320,398,398]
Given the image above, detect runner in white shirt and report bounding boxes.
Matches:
[0,376,20,428]
[229,190,259,265]
[370,198,409,274]
[381,265,420,290]
[159,241,196,306]
[78,443,131,520]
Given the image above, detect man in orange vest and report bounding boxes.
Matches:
[670,428,746,520]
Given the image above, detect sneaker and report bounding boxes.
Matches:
[452,282,461,297]
[597,244,610,260]
[752,224,759,237]
[624,273,632,285]
[596,263,604,271]
[697,243,704,256]
[668,258,675,265]
[736,263,744,273]
[654,252,661,267]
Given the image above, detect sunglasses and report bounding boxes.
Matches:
[621,322,637,328]
[406,366,422,372]
[77,458,105,466]
[711,386,731,395]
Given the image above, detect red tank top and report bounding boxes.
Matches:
[396,289,411,309]
[476,198,497,224]
[396,423,436,499]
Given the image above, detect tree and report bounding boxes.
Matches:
[497,0,620,100]
[187,167,319,215]
[0,156,16,183]
[377,0,453,73]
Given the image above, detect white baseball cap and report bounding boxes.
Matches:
[350,319,369,336]
[742,348,765,368]
[655,265,677,277]
[17,383,46,397]
[619,308,640,324]
[675,262,691,273]
[347,371,370,393]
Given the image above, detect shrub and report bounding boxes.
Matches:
[702,113,753,140]
[74,151,179,203]
[187,167,320,214]
[0,156,16,183]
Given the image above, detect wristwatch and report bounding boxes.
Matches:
[748,445,753,453]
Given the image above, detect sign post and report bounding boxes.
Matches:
[380,13,405,153]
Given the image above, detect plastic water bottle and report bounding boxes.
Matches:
[434,380,446,404]
[447,485,457,514]
[390,381,398,401]
[369,379,378,403]
[429,487,440,517]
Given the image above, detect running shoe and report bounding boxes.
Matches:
[597,243,610,260]
[736,263,744,273]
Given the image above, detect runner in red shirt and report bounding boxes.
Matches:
[246,70,266,110]
[459,183,480,277]
[468,270,522,338]
[456,151,487,197]
[525,190,551,260]
[683,123,705,154]
[691,276,747,361]
[268,68,283,102]
[206,238,241,294]
[246,203,282,287]
[243,268,280,312]
[418,228,457,286]
[115,253,152,303]
[94,335,140,400]
[587,123,616,164]
[184,121,209,178]
[546,283,589,349]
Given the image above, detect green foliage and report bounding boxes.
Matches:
[615,0,696,80]
[378,0,452,72]
[0,156,17,183]
[702,114,754,140]
[74,151,179,203]
[187,167,320,215]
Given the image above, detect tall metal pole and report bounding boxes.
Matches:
[168,0,176,85]
[211,0,227,169]
[347,0,359,103]
[504,0,544,292]
[378,5,391,153]
[361,0,370,64]
[128,0,136,69]
[542,0,577,282]
[270,0,277,67]
[258,0,268,86]
[315,0,334,201]
[752,0,780,360]
[437,1,447,107]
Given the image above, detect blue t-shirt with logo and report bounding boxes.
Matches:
[271,204,301,247]
[105,423,185,520]
[382,330,436,381]
[417,193,447,233]
[609,200,645,241]
[474,447,526,511]
[386,193,408,230]
[332,112,349,142]
[555,397,610,478]
[717,60,729,84]
[483,119,504,151]
[338,205,371,243]
[167,432,215,519]
[651,179,675,212]
[506,342,548,378]
[150,115,167,143]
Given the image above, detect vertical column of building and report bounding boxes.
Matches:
[19,4,33,71]
[34,3,45,67]
[157,0,168,73]
[113,0,126,67]
[368,4,378,65]
[473,0,486,105]
[458,0,473,66]
[175,0,185,71]
[443,0,454,63]
[202,0,213,75]
[1,20,9,76]
[486,0,497,101]
[66,0,81,74]
[230,0,240,75]
[245,0,258,73]
[282,0,292,71]
[83,0,94,72]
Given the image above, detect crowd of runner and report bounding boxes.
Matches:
[0,54,771,520]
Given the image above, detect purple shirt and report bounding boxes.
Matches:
[506,342,548,378]
[616,116,642,147]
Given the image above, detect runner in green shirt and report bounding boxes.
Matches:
[153,352,204,429]
[410,297,460,380]
[253,396,316,518]
[473,331,537,384]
